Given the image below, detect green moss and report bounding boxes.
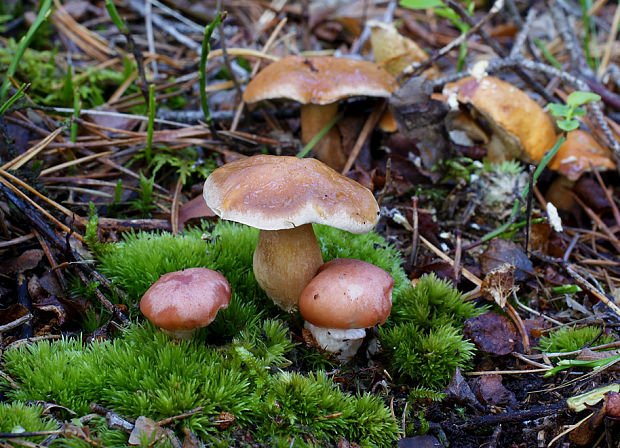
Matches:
[1,324,398,446]
[390,273,484,329]
[0,402,57,436]
[381,323,475,390]
[538,326,616,353]
[380,274,482,390]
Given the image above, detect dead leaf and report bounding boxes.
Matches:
[470,374,516,408]
[444,367,483,412]
[0,303,30,326]
[182,428,204,448]
[480,239,533,282]
[463,312,518,356]
[33,295,68,326]
[480,263,518,308]
[178,195,216,230]
[390,77,450,178]
[128,416,162,445]
[1,249,44,274]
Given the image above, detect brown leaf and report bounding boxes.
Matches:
[605,391,620,418]
[470,374,516,408]
[336,438,362,448]
[0,303,29,326]
[90,109,139,131]
[182,428,204,448]
[480,264,518,308]
[444,367,483,411]
[33,295,68,326]
[480,239,533,282]
[40,271,65,298]
[128,416,162,445]
[463,312,517,356]
[1,249,44,274]
[178,195,216,230]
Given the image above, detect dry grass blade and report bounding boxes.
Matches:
[38,151,116,176]
[1,127,64,171]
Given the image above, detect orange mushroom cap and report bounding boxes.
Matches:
[444,76,557,163]
[242,56,397,105]
[548,130,615,181]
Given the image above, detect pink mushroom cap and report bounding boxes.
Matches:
[140,267,231,332]
[299,258,393,330]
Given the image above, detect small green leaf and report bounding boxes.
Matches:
[572,107,587,117]
[547,103,570,118]
[557,119,580,132]
[566,91,601,107]
[400,0,445,9]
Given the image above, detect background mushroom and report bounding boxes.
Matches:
[140,268,231,339]
[545,129,616,211]
[243,56,397,170]
[443,76,558,163]
[299,258,394,362]
[203,155,380,312]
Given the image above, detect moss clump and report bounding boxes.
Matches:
[0,402,58,431]
[380,274,483,390]
[538,326,617,353]
[0,402,57,443]
[1,324,398,446]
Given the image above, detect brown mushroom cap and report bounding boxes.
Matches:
[444,76,557,163]
[140,268,231,332]
[299,258,393,329]
[203,155,380,233]
[548,129,615,181]
[242,56,397,105]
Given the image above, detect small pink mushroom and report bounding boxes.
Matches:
[140,267,231,339]
[299,258,393,361]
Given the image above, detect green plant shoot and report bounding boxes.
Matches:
[0,0,53,101]
[547,91,601,132]
[199,11,225,128]
[0,82,28,116]
[104,0,129,34]
[145,83,156,164]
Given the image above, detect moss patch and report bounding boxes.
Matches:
[2,324,398,446]
[2,221,481,445]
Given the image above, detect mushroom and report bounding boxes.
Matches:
[443,76,557,163]
[545,129,616,210]
[243,56,397,170]
[140,268,231,339]
[298,258,393,362]
[203,155,380,312]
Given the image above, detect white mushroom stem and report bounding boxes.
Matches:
[301,103,347,171]
[253,223,324,312]
[305,321,366,362]
[162,328,198,340]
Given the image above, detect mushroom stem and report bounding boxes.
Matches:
[162,328,197,340]
[301,103,347,171]
[253,223,324,312]
[305,321,366,362]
